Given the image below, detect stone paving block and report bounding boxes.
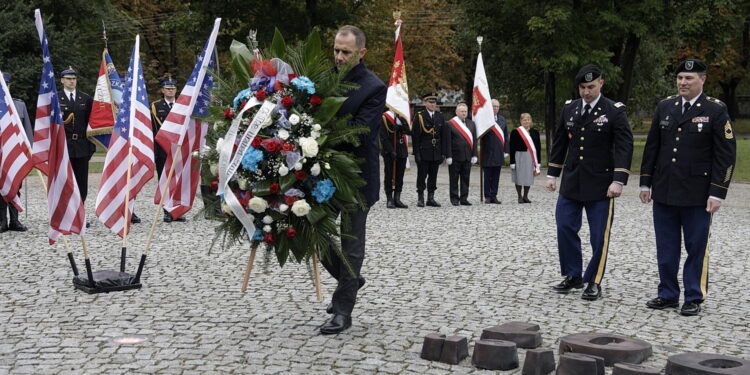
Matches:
[420,333,446,361]
[613,362,662,375]
[438,335,468,365]
[666,352,750,375]
[559,333,653,366]
[481,321,543,348]
[522,348,556,375]
[471,338,518,370]
[556,352,602,375]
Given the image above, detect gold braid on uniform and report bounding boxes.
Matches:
[151,102,164,128]
[63,113,75,124]
[418,113,434,134]
[382,116,396,134]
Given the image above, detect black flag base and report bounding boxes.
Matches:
[73,270,142,294]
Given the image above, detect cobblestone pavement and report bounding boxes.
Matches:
[1,164,749,374]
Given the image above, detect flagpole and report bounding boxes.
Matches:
[311,252,323,301]
[36,170,79,276]
[476,35,485,203]
[241,243,258,292]
[120,35,141,273]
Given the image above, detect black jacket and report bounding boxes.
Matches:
[509,128,541,165]
[412,109,445,161]
[480,115,508,167]
[640,93,736,206]
[380,113,409,159]
[59,90,94,158]
[548,95,633,201]
[443,117,477,162]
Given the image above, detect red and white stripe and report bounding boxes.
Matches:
[0,73,32,210]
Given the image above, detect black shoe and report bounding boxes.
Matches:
[130,213,141,224]
[386,192,395,209]
[86,220,91,228]
[0,222,8,233]
[645,297,679,309]
[417,192,425,207]
[163,212,173,223]
[320,314,352,335]
[581,283,601,300]
[175,216,187,222]
[518,198,525,204]
[551,276,584,293]
[393,193,408,208]
[327,277,366,314]
[459,200,472,206]
[523,197,531,203]
[426,193,441,207]
[680,301,701,316]
[451,200,459,206]
[8,221,27,232]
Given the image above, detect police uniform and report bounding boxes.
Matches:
[640,59,736,315]
[150,77,185,222]
[381,111,409,208]
[412,94,445,207]
[59,68,95,203]
[0,72,31,232]
[548,64,634,299]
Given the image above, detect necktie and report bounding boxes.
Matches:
[583,103,591,118]
[683,102,691,114]
[70,93,74,102]
[169,102,173,109]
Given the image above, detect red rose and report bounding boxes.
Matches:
[288,73,299,81]
[263,233,274,243]
[224,107,235,119]
[281,143,295,152]
[255,90,267,101]
[235,190,249,208]
[281,96,294,109]
[284,195,298,206]
[269,183,279,194]
[239,100,247,110]
[309,94,323,106]
[251,137,262,148]
[261,138,281,154]
[286,227,297,238]
[210,179,219,192]
[295,171,307,181]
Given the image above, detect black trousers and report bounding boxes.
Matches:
[416,160,441,193]
[0,190,20,223]
[483,166,501,200]
[69,156,90,202]
[449,161,471,202]
[321,208,368,316]
[155,144,167,181]
[383,157,407,193]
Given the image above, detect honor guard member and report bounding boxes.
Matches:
[0,72,32,232]
[381,110,409,208]
[640,59,736,316]
[444,102,478,206]
[546,64,634,301]
[412,93,445,207]
[151,76,185,222]
[59,67,95,222]
[481,99,509,204]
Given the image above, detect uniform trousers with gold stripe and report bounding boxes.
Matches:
[653,202,711,303]
[555,195,614,284]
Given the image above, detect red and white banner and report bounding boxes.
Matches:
[517,126,540,174]
[449,117,473,151]
[0,70,33,210]
[472,51,502,147]
[385,19,411,129]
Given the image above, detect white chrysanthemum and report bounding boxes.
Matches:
[310,163,321,176]
[294,162,303,171]
[263,225,272,233]
[298,137,319,157]
[278,129,289,140]
[289,114,300,125]
[312,123,321,131]
[261,113,274,128]
[248,197,268,213]
[310,130,321,139]
[291,199,311,217]
[278,165,289,176]
[262,215,273,224]
[279,204,289,212]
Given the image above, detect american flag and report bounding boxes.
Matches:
[95,35,154,237]
[154,18,220,219]
[0,70,33,210]
[31,9,86,244]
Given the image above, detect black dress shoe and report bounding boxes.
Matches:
[518,198,525,204]
[680,301,701,316]
[0,222,8,233]
[327,277,366,314]
[451,200,459,206]
[459,200,472,206]
[645,297,679,309]
[581,283,601,300]
[163,212,173,223]
[426,198,441,207]
[86,220,91,228]
[175,216,187,222]
[551,276,584,293]
[8,221,27,232]
[523,198,532,203]
[320,313,352,335]
[130,213,141,224]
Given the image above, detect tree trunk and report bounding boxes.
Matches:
[719,80,739,121]
[617,33,640,105]
[544,71,556,161]
[305,0,317,32]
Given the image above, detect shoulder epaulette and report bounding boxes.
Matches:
[564,99,573,105]
[660,95,679,102]
[705,96,726,107]
[614,102,625,108]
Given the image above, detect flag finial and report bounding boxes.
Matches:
[102,20,108,48]
[476,36,484,52]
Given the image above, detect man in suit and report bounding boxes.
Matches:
[444,103,477,206]
[59,67,94,219]
[481,99,509,204]
[320,25,386,334]
[412,93,445,207]
[0,72,32,233]
[546,64,633,301]
[640,59,736,316]
[151,76,185,223]
[381,110,409,208]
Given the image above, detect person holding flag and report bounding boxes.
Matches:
[380,110,409,209]
[546,64,634,301]
[509,113,541,203]
[150,76,183,222]
[481,99,509,204]
[443,103,477,206]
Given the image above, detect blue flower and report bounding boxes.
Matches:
[311,179,336,203]
[252,228,263,240]
[291,76,316,95]
[241,148,264,172]
[232,88,254,109]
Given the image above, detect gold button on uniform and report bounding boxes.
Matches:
[581,127,585,131]
[678,127,682,132]
[671,158,676,162]
[580,137,584,141]
[579,156,584,160]
[673,148,677,152]
[579,146,584,150]
[676,137,680,141]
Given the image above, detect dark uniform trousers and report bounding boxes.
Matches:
[151,99,172,180]
[321,209,368,316]
[640,93,736,303]
[483,166,501,200]
[381,114,409,194]
[412,110,444,194]
[60,92,94,203]
[383,158,406,194]
[417,160,440,194]
[449,162,471,202]
[548,95,633,285]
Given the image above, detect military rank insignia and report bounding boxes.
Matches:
[725,121,734,139]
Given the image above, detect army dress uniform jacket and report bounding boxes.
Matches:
[412,109,445,162]
[548,96,633,202]
[150,98,172,134]
[443,118,477,162]
[380,114,409,159]
[640,93,736,206]
[60,91,94,158]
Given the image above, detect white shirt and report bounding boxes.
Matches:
[582,94,601,112]
[63,89,77,102]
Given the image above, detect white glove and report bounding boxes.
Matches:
[510,164,516,169]
[471,156,477,164]
[504,153,510,158]
[446,158,453,165]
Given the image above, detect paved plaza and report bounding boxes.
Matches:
[1,164,749,374]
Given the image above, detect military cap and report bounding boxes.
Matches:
[61,66,77,78]
[422,93,438,102]
[160,75,177,88]
[2,72,10,84]
[575,64,601,85]
[675,58,707,74]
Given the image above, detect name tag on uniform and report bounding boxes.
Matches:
[692,116,709,123]
[593,116,608,126]
[566,121,574,127]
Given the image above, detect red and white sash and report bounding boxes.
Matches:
[449,117,473,151]
[517,126,539,174]
[490,124,505,149]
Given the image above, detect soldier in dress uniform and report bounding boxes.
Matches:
[546,64,634,301]
[59,67,94,225]
[481,99,509,204]
[411,93,445,207]
[0,72,31,232]
[444,102,478,206]
[640,58,736,316]
[150,75,185,222]
[380,110,409,208]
